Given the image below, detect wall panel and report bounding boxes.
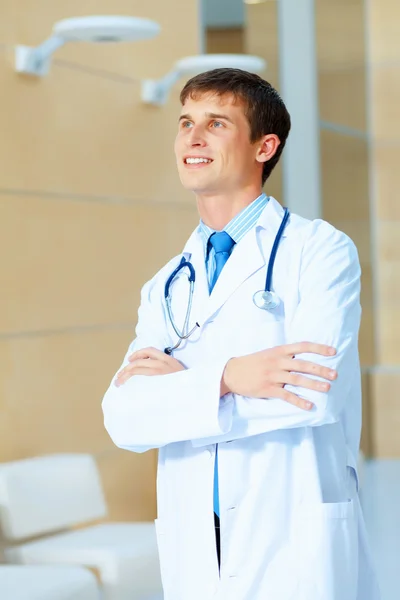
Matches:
[366,0,400,455]
[317,0,375,449]
[206,27,244,54]
[374,145,400,220]
[0,328,138,460]
[316,0,366,72]
[368,0,400,63]
[320,131,369,222]
[370,371,400,457]
[319,69,366,131]
[245,0,279,89]
[97,449,157,521]
[0,194,197,334]
[0,49,191,201]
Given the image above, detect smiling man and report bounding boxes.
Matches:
[102,69,380,600]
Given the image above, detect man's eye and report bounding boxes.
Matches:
[212,121,223,128]
[182,121,192,128]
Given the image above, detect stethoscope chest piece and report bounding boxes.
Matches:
[253,290,281,311]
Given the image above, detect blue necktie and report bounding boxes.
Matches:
[208,231,235,517]
[208,231,236,294]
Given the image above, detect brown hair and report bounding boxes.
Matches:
[180,68,291,185]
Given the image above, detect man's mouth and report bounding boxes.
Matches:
[183,157,213,165]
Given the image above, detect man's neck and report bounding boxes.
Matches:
[196,186,263,231]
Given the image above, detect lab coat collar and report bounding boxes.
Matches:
[181,197,290,326]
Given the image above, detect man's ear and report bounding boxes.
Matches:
[256,134,281,164]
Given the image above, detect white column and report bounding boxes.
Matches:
[277,0,321,220]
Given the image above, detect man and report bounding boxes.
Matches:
[102,69,380,600]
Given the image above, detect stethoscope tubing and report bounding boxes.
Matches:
[164,257,195,299]
[265,207,290,293]
[164,258,199,354]
[164,207,289,354]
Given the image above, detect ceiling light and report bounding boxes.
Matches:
[15,15,161,77]
[141,54,266,106]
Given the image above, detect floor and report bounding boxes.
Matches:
[360,459,400,600]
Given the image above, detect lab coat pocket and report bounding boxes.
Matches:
[294,499,358,600]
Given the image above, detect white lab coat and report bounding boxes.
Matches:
[102,197,380,600]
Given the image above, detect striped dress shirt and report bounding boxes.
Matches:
[199,193,270,290]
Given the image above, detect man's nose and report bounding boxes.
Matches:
[187,126,206,147]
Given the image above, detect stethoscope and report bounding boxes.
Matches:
[164,207,290,355]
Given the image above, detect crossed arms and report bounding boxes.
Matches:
[102,224,361,453]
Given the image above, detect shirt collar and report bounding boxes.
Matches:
[198,193,269,250]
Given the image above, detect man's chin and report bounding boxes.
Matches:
[182,185,217,195]
[179,175,214,194]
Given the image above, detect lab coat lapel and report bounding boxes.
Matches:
[196,197,289,326]
[202,227,265,323]
[181,230,209,327]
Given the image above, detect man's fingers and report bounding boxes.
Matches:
[274,388,314,411]
[115,359,160,386]
[128,347,166,363]
[284,372,331,392]
[284,358,337,381]
[280,342,337,357]
[120,367,158,380]
[115,367,158,386]
[115,372,131,387]
[127,359,160,371]
[128,352,149,362]
[115,366,136,387]
[119,360,160,376]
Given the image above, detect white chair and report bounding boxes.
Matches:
[0,453,163,600]
[0,564,100,600]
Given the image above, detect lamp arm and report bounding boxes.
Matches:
[24,35,65,72]
[157,69,181,90]
[141,69,183,105]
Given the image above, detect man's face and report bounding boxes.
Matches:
[174,93,261,195]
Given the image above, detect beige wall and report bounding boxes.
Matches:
[206,27,244,54]
[367,0,400,456]
[0,0,200,527]
[318,0,400,457]
[316,0,373,374]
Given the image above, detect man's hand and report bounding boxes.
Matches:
[221,342,338,411]
[115,347,185,387]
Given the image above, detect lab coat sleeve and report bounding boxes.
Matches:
[102,273,233,454]
[191,220,362,447]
